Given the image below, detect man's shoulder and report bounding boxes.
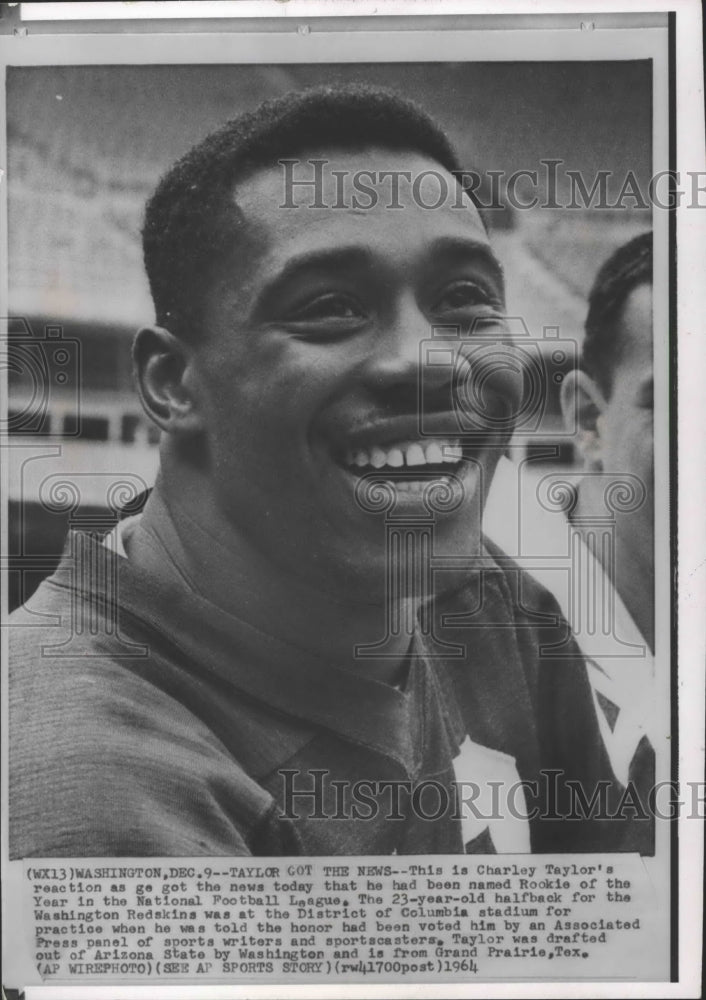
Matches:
[9,572,152,703]
[8,575,276,859]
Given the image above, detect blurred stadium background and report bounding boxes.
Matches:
[5,62,652,609]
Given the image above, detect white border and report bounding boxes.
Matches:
[10,0,688,22]
[675,1,706,996]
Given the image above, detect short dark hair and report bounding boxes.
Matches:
[581,231,652,397]
[142,84,478,340]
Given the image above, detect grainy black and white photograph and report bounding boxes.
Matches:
[1,3,702,995]
[6,56,660,855]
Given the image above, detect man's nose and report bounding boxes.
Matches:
[362,298,447,393]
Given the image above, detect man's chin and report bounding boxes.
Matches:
[321,512,484,602]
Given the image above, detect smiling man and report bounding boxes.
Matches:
[10,86,643,857]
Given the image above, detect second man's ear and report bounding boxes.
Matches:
[560,368,606,471]
[132,326,205,436]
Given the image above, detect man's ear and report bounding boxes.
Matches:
[560,368,605,470]
[132,326,204,435]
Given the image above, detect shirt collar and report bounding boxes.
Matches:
[57,530,445,777]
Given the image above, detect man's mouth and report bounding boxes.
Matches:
[338,437,477,493]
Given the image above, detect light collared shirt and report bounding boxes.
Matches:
[484,457,656,788]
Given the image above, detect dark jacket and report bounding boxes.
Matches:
[9,531,650,857]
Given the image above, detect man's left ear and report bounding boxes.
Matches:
[560,368,606,471]
[132,325,205,436]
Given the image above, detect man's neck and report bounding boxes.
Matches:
[128,464,417,683]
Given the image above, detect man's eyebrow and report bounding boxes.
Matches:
[260,238,504,288]
[260,246,375,290]
[429,237,505,290]
[246,246,374,318]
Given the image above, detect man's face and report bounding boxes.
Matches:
[191,149,516,599]
[596,282,654,555]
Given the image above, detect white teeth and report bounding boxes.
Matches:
[344,439,464,470]
[405,443,426,466]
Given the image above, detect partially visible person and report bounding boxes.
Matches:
[486,232,655,852]
[561,231,654,651]
[562,233,655,848]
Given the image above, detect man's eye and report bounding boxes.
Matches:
[433,280,501,314]
[289,293,366,323]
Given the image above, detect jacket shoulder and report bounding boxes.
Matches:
[8,581,275,858]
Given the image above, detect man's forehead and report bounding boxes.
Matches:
[232,146,489,245]
[610,282,652,387]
